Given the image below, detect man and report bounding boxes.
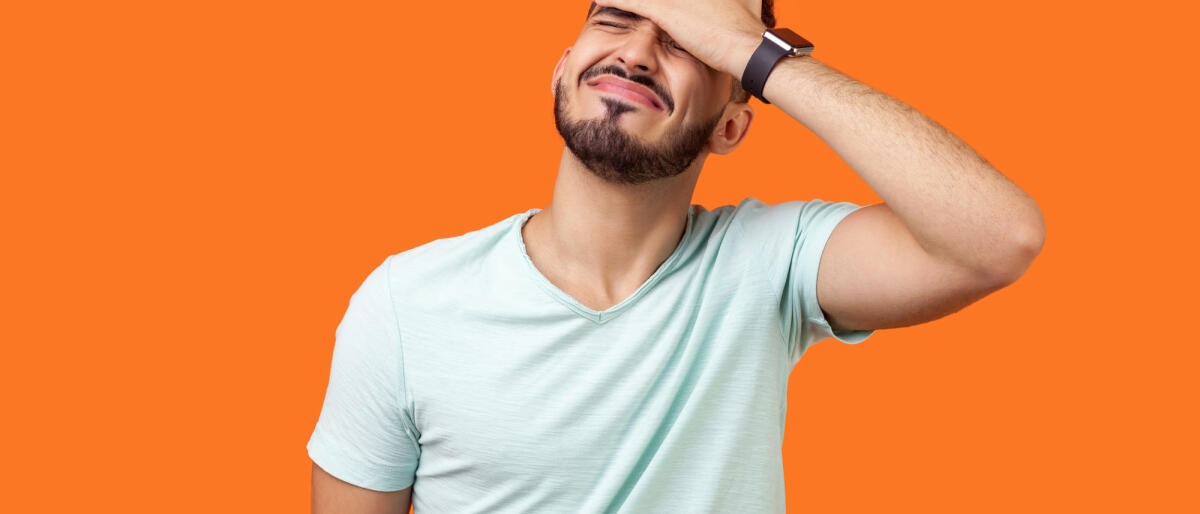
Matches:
[308,0,1046,512]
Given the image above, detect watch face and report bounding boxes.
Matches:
[768,28,814,53]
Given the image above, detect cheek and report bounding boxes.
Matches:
[673,78,718,117]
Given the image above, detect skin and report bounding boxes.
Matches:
[312,461,411,513]
[313,0,1045,508]
[592,0,1046,331]
[313,9,745,510]
[524,6,756,312]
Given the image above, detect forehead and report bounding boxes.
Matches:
[584,6,667,36]
[579,4,723,75]
[588,6,646,22]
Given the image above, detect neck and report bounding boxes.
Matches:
[522,147,702,303]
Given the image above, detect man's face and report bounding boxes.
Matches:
[552,7,734,185]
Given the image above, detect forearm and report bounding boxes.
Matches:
[729,42,1045,278]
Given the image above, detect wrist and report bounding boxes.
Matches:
[724,30,765,81]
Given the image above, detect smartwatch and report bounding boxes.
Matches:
[740,28,815,104]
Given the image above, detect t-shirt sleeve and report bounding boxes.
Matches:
[731,197,877,365]
[306,256,420,492]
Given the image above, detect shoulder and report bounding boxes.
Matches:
[382,209,525,295]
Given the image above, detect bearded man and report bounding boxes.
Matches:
[308,1,1046,512]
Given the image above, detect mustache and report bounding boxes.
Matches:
[580,64,674,114]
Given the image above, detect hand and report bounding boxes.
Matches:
[593,0,766,77]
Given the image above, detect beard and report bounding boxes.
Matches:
[553,77,725,186]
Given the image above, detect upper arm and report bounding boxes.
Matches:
[306,257,422,506]
[313,461,412,514]
[815,202,1010,332]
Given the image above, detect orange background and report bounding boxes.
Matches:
[2,0,1196,512]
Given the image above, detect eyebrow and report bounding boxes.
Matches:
[589,7,645,23]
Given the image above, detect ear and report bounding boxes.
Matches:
[551,48,571,97]
[708,102,754,155]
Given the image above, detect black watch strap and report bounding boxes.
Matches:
[740,34,792,105]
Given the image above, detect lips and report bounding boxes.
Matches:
[587,76,664,111]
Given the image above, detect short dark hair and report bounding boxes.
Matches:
[585,1,776,104]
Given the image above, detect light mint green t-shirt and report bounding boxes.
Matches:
[307,197,876,512]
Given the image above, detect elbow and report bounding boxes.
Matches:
[989,219,1046,286]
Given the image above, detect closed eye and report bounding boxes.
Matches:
[592,20,691,58]
[665,40,693,59]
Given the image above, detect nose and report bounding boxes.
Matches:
[613,29,660,75]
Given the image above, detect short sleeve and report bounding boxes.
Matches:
[788,199,876,358]
[730,197,877,365]
[306,256,420,492]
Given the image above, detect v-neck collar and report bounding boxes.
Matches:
[512,205,695,325]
